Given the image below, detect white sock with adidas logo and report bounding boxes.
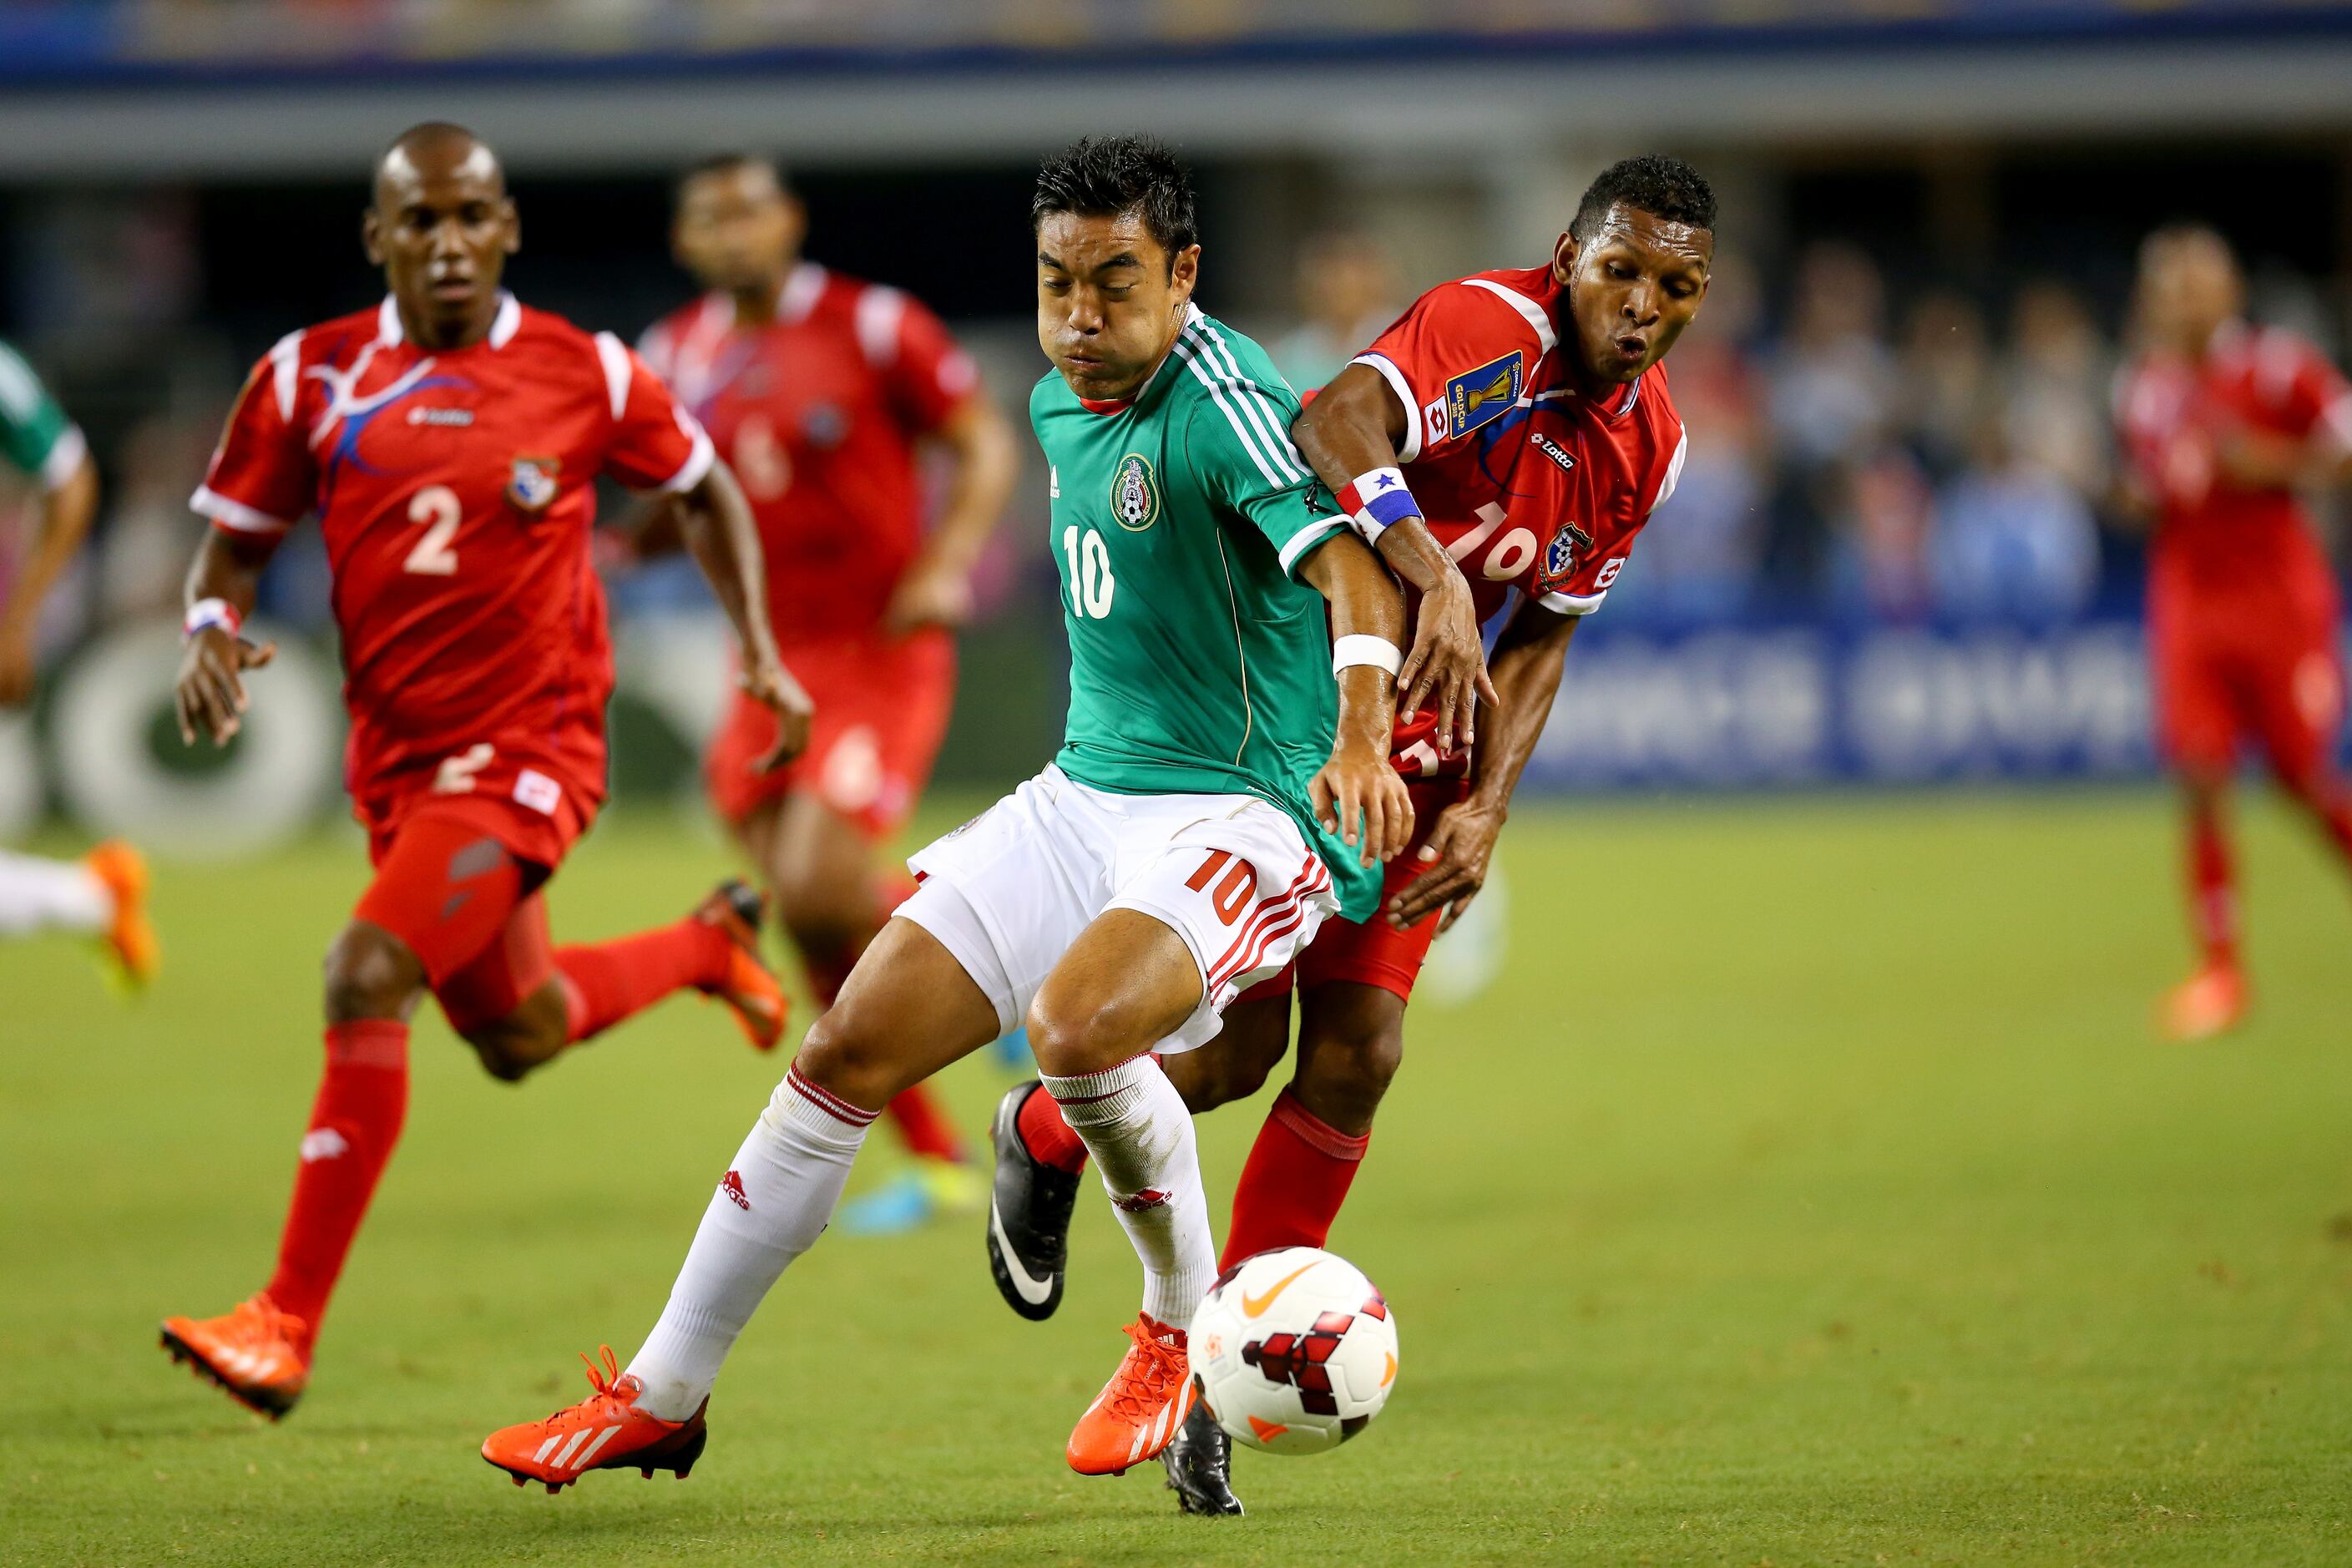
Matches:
[626,1065,874,1421]
[1042,1055,1216,1333]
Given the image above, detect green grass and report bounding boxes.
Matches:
[5,791,2352,1565]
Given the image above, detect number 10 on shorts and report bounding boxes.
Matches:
[1186,848,1258,925]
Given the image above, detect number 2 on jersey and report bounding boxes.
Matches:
[1061,524,1115,619]
[405,485,461,576]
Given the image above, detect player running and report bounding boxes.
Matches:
[158,124,812,1419]
[988,155,1714,1513]
[478,134,1482,1490]
[2115,224,2352,1041]
[634,154,1019,1227]
[0,336,156,986]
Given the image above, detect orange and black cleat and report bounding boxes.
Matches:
[1067,1313,1197,1477]
[85,840,159,990]
[159,1293,309,1419]
[695,879,787,1051]
[482,1346,709,1493]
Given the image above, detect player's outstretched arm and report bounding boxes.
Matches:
[0,447,97,706]
[671,458,813,771]
[1297,530,1414,868]
[886,392,1020,634]
[174,528,278,747]
[1388,600,1580,933]
[1292,363,1497,754]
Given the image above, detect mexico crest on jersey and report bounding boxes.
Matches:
[1443,352,1525,441]
[507,455,561,513]
[1110,453,1158,532]
[1538,521,1594,591]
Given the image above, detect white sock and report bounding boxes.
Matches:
[1042,1055,1215,1333]
[626,1065,874,1419]
[0,850,111,938]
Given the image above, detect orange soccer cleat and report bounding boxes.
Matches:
[482,1346,709,1493]
[695,879,787,1051]
[84,840,159,989]
[2157,962,2248,1043]
[159,1294,309,1419]
[1067,1313,1198,1476]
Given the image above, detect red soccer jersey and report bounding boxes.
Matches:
[2116,321,2352,605]
[1351,265,1688,775]
[192,292,712,860]
[640,264,979,645]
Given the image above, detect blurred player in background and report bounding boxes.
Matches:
[990,155,1712,1512]
[0,337,155,986]
[2117,225,2352,1042]
[633,154,1019,1228]
[158,124,812,1419]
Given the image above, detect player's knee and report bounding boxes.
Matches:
[467,1034,536,1083]
[1299,1014,1404,1122]
[794,1002,898,1109]
[1024,992,1159,1080]
[321,923,422,1023]
[1176,1028,1285,1114]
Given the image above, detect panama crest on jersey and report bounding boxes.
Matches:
[507,454,561,513]
[1110,452,1159,532]
[1537,521,1594,593]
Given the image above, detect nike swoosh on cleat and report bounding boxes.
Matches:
[1242,1261,1318,1318]
[989,1201,1055,1305]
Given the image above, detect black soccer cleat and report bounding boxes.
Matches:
[984,1081,1080,1321]
[1162,1388,1244,1516]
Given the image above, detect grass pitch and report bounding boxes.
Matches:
[4,791,2350,1565]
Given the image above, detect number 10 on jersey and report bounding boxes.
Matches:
[1062,524,1115,619]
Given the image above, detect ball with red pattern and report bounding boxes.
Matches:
[1188,1247,1399,1455]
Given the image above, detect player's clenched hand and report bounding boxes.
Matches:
[1311,740,1414,868]
[174,625,276,746]
[1399,574,1499,756]
[882,553,976,635]
[741,656,814,772]
[1386,797,1503,930]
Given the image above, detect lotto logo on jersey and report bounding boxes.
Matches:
[507,454,561,513]
[1443,352,1525,441]
[1110,453,1159,531]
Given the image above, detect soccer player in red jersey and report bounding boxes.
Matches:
[156,124,813,1419]
[633,154,1018,1222]
[986,155,1713,1511]
[2115,225,2352,1041]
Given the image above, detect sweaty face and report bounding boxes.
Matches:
[675,165,802,294]
[1036,210,1197,402]
[1555,205,1712,387]
[365,139,518,349]
[2138,232,2242,357]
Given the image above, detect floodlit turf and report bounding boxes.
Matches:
[6,790,2351,1565]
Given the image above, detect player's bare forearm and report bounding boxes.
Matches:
[2219,428,2352,490]
[1292,363,1493,749]
[1300,531,1413,865]
[174,526,279,746]
[0,454,99,703]
[609,495,686,563]
[675,458,812,767]
[889,393,1019,632]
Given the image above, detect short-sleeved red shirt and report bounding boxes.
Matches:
[640,264,978,645]
[192,292,712,863]
[1350,265,1687,776]
[2116,321,2352,611]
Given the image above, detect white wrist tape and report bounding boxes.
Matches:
[1332,635,1402,678]
[184,597,242,640]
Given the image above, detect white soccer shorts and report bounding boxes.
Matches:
[900,763,1340,1055]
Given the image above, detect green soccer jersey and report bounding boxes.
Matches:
[0,339,83,490]
[1033,304,1379,921]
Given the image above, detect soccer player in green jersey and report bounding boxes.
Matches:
[481,136,1485,1490]
[0,338,157,986]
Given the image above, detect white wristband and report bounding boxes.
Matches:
[1332,634,1402,678]
[184,597,241,640]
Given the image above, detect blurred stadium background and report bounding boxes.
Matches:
[8,5,2352,1564]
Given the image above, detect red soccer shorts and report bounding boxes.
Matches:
[706,627,955,839]
[2150,578,2346,787]
[352,802,559,1031]
[1238,776,1472,1007]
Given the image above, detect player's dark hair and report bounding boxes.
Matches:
[676,152,794,205]
[1570,154,1716,241]
[1032,135,1198,271]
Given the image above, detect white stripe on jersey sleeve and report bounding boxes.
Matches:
[1461,277,1559,353]
[1187,319,1309,483]
[1277,516,1346,575]
[1171,336,1288,490]
[39,423,86,492]
[1648,428,1689,515]
[1348,352,1422,463]
[653,407,716,495]
[854,286,907,367]
[190,483,292,535]
[593,331,633,420]
[267,330,304,422]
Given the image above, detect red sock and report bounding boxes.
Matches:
[264,1020,410,1358]
[1219,1088,1370,1272]
[2186,802,2238,970]
[1017,1081,1090,1175]
[884,1083,966,1163]
[554,917,732,1043]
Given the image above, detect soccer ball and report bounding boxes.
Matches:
[1189,1247,1397,1454]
